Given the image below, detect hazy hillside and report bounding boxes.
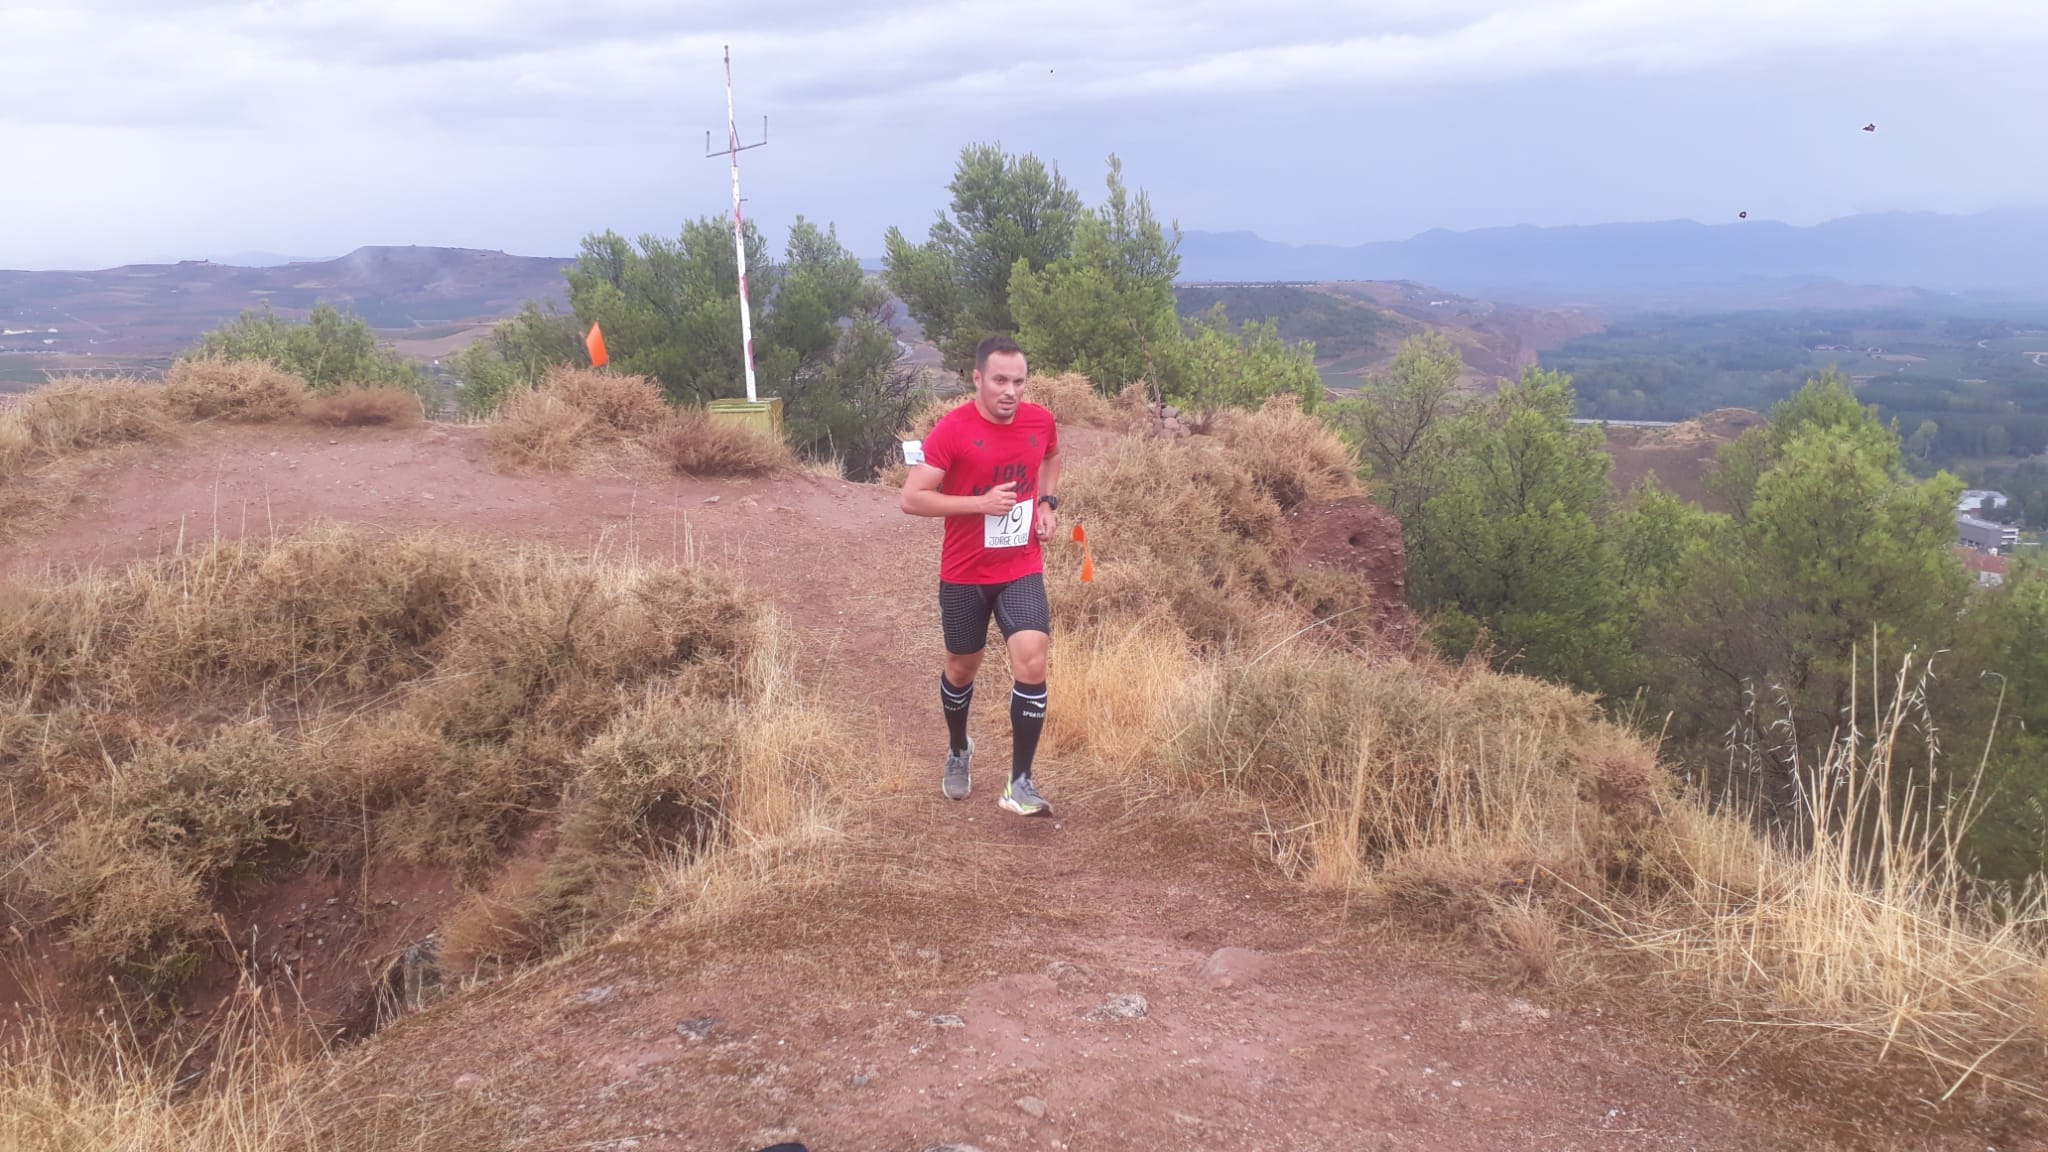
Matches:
[1180,208,2048,306]
[1179,281,1600,388]
[0,246,572,372]
[3,245,1601,393]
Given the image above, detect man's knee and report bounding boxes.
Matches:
[944,651,983,687]
[1008,631,1050,682]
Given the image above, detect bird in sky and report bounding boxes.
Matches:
[1863,122,1877,132]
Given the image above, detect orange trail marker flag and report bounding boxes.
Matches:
[586,322,609,368]
[1072,523,1094,583]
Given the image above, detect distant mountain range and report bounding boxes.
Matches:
[0,246,573,361]
[1179,208,2048,308]
[12,208,2048,372]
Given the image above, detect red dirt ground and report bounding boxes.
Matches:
[4,421,2035,1152]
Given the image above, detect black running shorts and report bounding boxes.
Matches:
[939,573,1052,655]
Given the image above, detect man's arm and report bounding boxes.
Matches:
[901,464,1014,518]
[1034,449,1063,540]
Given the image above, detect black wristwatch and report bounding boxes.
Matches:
[1041,494,1060,512]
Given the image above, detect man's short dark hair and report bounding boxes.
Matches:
[975,335,1024,374]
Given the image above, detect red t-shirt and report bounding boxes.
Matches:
[920,400,1060,585]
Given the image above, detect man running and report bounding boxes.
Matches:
[899,335,1061,817]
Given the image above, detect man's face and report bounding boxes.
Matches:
[973,351,1028,423]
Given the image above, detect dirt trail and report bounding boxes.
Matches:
[5,422,2014,1152]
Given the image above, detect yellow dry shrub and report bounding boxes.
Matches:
[162,356,310,423]
[487,388,588,470]
[1024,373,1122,429]
[540,366,670,436]
[649,407,796,477]
[1209,393,1363,511]
[0,376,171,480]
[1053,435,1287,644]
[32,826,209,997]
[0,525,806,1012]
[299,384,422,427]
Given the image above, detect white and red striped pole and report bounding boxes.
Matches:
[721,46,758,403]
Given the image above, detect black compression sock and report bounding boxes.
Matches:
[1010,680,1046,782]
[940,673,974,755]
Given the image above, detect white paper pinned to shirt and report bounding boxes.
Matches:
[901,439,925,467]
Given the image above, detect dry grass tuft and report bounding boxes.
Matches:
[1045,446,2048,1101]
[0,376,172,481]
[539,367,670,436]
[1489,894,1564,986]
[1,1005,313,1152]
[300,384,423,428]
[1579,669,2048,1098]
[435,613,847,978]
[1209,394,1364,511]
[0,986,501,1152]
[486,389,589,470]
[1164,644,1607,898]
[0,525,844,1017]
[162,356,310,423]
[1041,614,1198,772]
[1025,373,1123,429]
[649,407,796,477]
[1051,564,2048,1102]
[1053,435,1290,645]
[485,375,794,478]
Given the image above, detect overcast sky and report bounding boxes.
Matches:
[4,0,2046,270]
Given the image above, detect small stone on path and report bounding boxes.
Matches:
[674,1017,719,1041]
[928,1013,966,1029]
[1015,1095,1047,1119]
[1197,946,1272,990]
[1084,993,1149,1021]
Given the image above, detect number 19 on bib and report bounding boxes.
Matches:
[985,498,1034,549]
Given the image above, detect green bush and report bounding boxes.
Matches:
[193,302,428,398]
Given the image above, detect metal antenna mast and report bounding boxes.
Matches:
[706,46,768,402]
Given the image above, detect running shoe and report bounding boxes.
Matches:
[943,736,974,800]
[999,774,1053,817]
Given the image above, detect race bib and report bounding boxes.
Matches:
[985,498,1034,549]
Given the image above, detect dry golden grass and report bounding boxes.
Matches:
[648,407,797,478]
[1052,434,1294,644]
[1209,393,1364,511]
[1581,667,2048,1099]
[162,356,310,423]
[1,1007,317,1152]
[0,986,497,1152]
[486,388,589,470]
[0,376,172,481]
[1041,614,1198,772]
[0,524,844,1014]
[538,366,670,436]
[1024,373,1124,430]
[300,384,423,427]
[1049,578,2048,1102]
[484,374,795,478]
[1046,431,2046,1101]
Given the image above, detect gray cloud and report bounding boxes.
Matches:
[15,0,2046,129]
[2,1,2045,269]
